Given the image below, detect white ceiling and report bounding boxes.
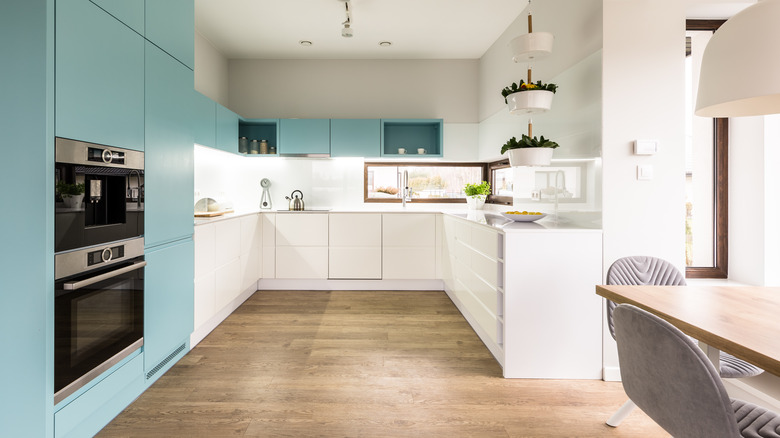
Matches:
[194,0,528,60]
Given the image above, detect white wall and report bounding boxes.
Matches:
[227,58,479,123]
[194,31,229,106]
[601,0,687,373]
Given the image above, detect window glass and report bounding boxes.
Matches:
[365,164,484,202]
[492,167,514,197]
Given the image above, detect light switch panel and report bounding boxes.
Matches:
[637,164,654,180]
[634,139,659,155]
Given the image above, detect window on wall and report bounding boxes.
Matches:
[364,163,487,203]
[685,20,728,278]
[488,159,513,205]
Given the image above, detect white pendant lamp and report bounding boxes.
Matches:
[695,0,780,117]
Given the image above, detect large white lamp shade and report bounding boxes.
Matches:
[695,0,780,117]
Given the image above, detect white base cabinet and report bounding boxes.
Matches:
[329,213,382,279]
[275,213,328,279]
[382,213,437,279]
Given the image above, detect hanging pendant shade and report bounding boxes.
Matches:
[695,0,780,117]
[509,32,554,62]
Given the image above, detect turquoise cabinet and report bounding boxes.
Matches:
[280,119,331,155]
[216,104,239,154]
[331,119,381,157]
[56,0,144,150]
[1,1,53,436]
[239,118,280,156]
[381,119,443,157]
[145,0,194,69]
[144,42,194,248]
[144,239,194,380]
[90,0,144,34]
[192,91,216,149]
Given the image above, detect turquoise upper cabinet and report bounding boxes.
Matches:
[192,92,216,149]
[216,104,239,154]
[145,0,194,69]
[144,239,194,380]
[145,42,195,248]
[90,0,144,34]
[56,0,144,150]
[280,119,331,156]
[331,119,381,157]
[239,119,280,156]
[381,119,443,157]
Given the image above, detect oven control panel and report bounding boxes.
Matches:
[87,244,125,267]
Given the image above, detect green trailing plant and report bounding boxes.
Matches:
[501,80,559,103]
[464,181,491,197]
[501,134,559,155]
[56,181,85,196]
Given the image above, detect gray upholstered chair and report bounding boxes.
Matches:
[605,256,763,427]
[613,304,780,438]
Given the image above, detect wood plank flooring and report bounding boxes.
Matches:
[97,290,669,437]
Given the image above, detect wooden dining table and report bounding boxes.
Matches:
[596,284,780,377]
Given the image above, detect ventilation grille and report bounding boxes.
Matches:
[146,343,186,379]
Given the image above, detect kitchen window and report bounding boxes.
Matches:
[685,19,728,278]
[488,159,513,205]
[364,163,487,203]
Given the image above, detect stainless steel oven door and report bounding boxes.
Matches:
[54,255,145,404]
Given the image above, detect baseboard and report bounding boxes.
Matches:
[257,278,444,291]
[190,284,257,348]
[602,366,621,382]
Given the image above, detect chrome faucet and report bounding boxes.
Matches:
[128,169,143,208]
[400,170,412,207]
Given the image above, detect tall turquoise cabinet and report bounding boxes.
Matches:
[1,0,196,436]
[0,1,54,437]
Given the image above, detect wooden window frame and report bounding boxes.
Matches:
[363,162,488,203]
[685,19,728,279]
[487,159,513,205]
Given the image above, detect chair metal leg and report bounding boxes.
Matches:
[606,399,636,427]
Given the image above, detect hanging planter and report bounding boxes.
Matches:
[506,89,554,114]
[508,32,554,62]
[501,135,558,167]
[506,147,554,167]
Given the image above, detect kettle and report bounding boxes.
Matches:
[285,190,305,211]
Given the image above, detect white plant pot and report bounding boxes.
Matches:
[508,32,554,62]
[505,148,554,167]
[62,193,84,209]
[506,90,554,114]
[466,195,487,210]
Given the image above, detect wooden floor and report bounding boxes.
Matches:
[98,290,669,437]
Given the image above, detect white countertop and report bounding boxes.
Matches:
[193,207,602,232]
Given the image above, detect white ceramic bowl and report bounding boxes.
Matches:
[501,212,547,222]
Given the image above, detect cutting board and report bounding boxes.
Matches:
[194,209,234,218]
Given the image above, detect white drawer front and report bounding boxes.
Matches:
[382,214,435,247]
[214,258,241,312]
[194,223,215,276]
[276,246,329,279]
[215,219,241,267]
[329,247,382,279]
[276,214,328,246]
[382,247,436,279]
[329,213,381,247]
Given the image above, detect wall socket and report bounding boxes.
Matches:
[531,190,541,201]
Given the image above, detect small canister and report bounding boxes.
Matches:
[260,139,268,155]
[238,137,249,154]
[249,140,260,154]
[269,146,276,155]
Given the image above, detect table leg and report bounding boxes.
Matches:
[700,342,721,371]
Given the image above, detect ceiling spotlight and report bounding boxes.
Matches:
[342,23,353,38]
[299,40,313,47]
[340,0,353,38]
[379,41,392,47]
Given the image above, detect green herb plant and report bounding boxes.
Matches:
[56,181,85,196]
[501,80,558,104]
[501,135,559,155]
[464,181,491,197]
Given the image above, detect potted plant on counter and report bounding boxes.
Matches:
[57,181,85,208]
[501,80,558,114]
[501,134,559,167]
[464,181,491,210]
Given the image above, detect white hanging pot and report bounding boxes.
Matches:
[505,147,554,167]
[506,90,554,114]
[508,32,554,62]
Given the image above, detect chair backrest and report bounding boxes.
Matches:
[613,304,741,438]
[606,256,687,339]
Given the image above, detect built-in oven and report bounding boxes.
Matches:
[54,237,145,404]
[55,137,144,253]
